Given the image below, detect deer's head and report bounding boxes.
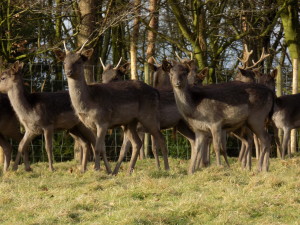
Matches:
[100,57,130,83]
[235,68,256,83]
[54,42,94,80]
[162,59,208,89]
[162,60,189,89]
[255,69,277,91]
[0,61,24,93]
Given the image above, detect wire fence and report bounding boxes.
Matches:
[2,63,300,164]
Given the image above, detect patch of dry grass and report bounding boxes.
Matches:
[1,157,300,224]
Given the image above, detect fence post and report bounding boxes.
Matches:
[291,58,298,155]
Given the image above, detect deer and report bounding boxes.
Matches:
[0,93,23,172]
[54,43,170,174]
[254,68,299,159]
[0,61,96,172]
[153,55,206,89]
[231,45,272,168]
[100,57,130,83]
[166,59,275,173]
[99,56,213,174]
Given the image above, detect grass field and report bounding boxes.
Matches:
[1,156,300,225]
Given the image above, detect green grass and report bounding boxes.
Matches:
[1,157,300,224]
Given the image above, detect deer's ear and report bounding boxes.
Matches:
[11,61,24,73]
[197,67,208,80]
[54,49,66,62]
[238,68,247,76]
[162,59,172,72]
[148,62,158,72]
[119,62,130,74]
[270,68,277,79]
[81,48,94,61]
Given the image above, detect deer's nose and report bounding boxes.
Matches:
[175,81,181,87]
[65,70,72,76]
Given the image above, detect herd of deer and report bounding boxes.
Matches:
[0,43,299,175]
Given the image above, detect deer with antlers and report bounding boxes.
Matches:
[54,42,170,174]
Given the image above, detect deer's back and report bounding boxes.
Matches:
[87,80,160,126]
[27,91,79,129]
[181,81,274,132]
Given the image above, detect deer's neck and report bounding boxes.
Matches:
[173,85,195,118]
[67,77,90,113]
[7,81,32,119]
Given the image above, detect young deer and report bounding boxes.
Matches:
[153,59,206,89]
[100,57,130,83]
[0,61,95,172]
[167,60,274,173]
[0,93,23,172]
[54,45,169,174]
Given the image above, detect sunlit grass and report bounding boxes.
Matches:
[1,157,300,224]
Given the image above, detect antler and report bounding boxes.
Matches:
[248,48,270,70]
[77,40,89,53]
[63,41,68,52]
[238,44,270,70]
[151,56,159,65]
[175,51,184,63]
[99,57,111,71]
[238,44,253,69]
[113,57,123,69]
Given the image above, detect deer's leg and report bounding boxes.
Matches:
[112,130,132,175]
[150,135,161,169]
[281,128,291,159]
[43,128,55,171]
[0,136,12,173]
[210,126,223,166]
[253,134,260,159]
[238,143,246,162]
[69,128,91,173]
[139,132,145,160]
[188,131,207,174]
[221,131,230,167]
[126,124,143,174]
[250,126,270,172]
[95,124,111,174]
[14,131,35,171]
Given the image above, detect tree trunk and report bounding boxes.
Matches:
[291,58,298,154]
[78,0,96,83]
[130,0,140,80]
[145,0,158,86]
[276,64,283,157]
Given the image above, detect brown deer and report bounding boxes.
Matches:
[233,45,271,168]
[153,58,206,89]
[100,57,130,83]
[100,57,211,175]
[0,61,96,172]
[255,68,299,159]
[0,93,23,172]
[54,45,170,174]
[167,60,274,173]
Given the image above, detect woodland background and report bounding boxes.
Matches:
[0,0,300,163]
